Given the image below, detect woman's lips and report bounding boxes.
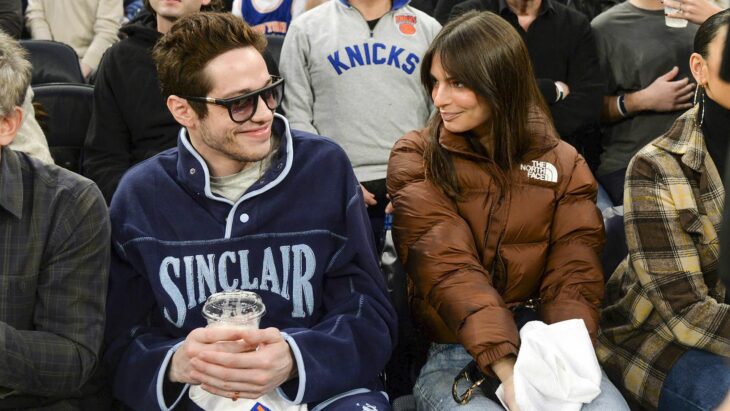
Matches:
[440,112,460,122]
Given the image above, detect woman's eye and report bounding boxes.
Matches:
[452,81,464,88]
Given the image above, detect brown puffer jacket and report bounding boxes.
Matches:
[386,118,605,375]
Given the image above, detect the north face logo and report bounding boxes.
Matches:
[520,160,558,183]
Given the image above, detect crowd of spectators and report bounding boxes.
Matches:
[1,0,730,410]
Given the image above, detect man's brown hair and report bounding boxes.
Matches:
[152,12,267,118]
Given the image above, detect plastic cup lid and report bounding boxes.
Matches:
[201,290,266,324]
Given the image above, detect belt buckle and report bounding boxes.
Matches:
[451,368,485,405]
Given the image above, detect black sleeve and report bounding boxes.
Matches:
[0,0,22,39]
[537,79,558,103]
[547,16,604,138]
[83,50,133,204]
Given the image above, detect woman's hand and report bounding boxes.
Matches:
[500,375,522,411]
[663,0,723,25]
[492,355,521,410]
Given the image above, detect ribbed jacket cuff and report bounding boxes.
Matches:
[476,342,518,376]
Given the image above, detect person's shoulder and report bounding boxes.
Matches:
[401,5,442,30]
[290,128,351,163]
[591,2,631,27]
[16,150,104,209]
[387,129,429,190]
[290,0,335,29]
[115,146,177,198]
[392,128,429,154]
[548,0,591,27]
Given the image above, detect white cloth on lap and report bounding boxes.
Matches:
[496,319,602,411]
[189,385,308,411]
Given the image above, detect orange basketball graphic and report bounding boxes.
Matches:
[400,23,416,35]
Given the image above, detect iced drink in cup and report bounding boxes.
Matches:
[665,3,688,28]
[201,290,266,329]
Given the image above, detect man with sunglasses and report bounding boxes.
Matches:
[104,12,396,411]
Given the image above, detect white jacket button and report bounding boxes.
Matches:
[239,213,250,223]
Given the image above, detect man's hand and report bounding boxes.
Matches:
[629,67,694,113]
[189,327,295,400]
[360,184,377,208]
[80,62,92,79]
[169,327,253,385]
[664,0,722,25]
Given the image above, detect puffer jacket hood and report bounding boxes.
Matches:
[386,111,605,374]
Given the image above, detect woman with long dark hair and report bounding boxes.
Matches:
[387,10,628,411]
[598,10,730,411]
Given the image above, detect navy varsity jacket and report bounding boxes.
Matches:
[104,115,397,410]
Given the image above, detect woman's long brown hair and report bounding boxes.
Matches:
[421,11,550,199]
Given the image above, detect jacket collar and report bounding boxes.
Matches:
[175,113,294,206]
[0,147,23,220]
[438,109,559,163]
[498,0,554,17]
[653,106,707,173]
[337,0,410,11]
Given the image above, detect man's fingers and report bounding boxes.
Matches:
[196,349,256,369]
[677,102,694,110]
[677,90,695,103]
[235,327,283,345]
[663,0,681,8]
[211,339,255,353]
[661,66,680,80]
[665,11,686,19]
[191,327,248,344]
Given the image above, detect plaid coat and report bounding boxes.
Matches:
[597,106,728,409]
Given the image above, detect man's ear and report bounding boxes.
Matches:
[167,95,197,129]
[690,52,708,86]
[200,0,212,6]
[0,107,23,147]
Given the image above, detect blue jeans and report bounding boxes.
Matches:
[658,349,730,411]
[414,344,629,411]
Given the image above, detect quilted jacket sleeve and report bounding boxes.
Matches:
[386,131,519,374]
[539,147,605,341]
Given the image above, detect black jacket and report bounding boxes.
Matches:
[84,12,281,203]
[83,12,177,203]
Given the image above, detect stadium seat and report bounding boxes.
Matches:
[32,83,94,173]
[21,40,84,85]
[601,205,627,281]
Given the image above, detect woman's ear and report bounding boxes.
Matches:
[690,52,708,86]
[167,95,196,129]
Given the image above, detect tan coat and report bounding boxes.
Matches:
[598,106,728,409]
[386,117,605,374]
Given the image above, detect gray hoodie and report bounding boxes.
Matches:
[280,0,441,182]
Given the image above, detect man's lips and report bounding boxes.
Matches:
[236,124,271,139]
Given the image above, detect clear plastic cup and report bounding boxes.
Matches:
[665,5,689,28]
[201,290,266,329]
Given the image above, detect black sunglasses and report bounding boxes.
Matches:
[183,76,285,123]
